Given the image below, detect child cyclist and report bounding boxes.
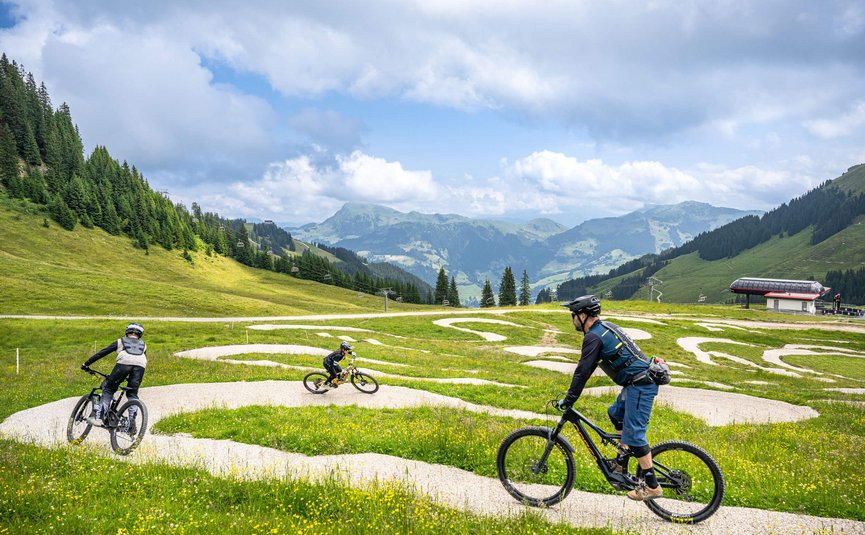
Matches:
[82,322,147,430]
[323,341,353,388]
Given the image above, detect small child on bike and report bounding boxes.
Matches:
[82,322,147,430]
[323,341,352,388]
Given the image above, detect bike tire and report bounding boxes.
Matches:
[644,440,725,524]
[496,426,576,507]
[351,372,379,394]
[66,394,94,444]
[303,372,330,394]
[109,399,147,455]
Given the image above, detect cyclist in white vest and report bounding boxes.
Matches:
[82,322,147,430]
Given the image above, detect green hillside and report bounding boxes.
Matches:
[645,218,865,303]
[0,195,429,316]
[555,164,865,304]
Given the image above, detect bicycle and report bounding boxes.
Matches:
[496,400,725,524]
[303,352,379,394]
[66,366,148,455]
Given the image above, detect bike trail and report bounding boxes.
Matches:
[1,381,862,535]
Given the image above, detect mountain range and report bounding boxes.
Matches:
[291,201,761,302]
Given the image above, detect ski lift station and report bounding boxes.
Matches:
[729,277,830,314]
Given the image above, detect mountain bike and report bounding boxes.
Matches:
[496,400,725,524]
[303,353,379,394]
[66,366,148,455]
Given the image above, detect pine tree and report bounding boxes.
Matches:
[481,279,496,308]
[434,267,449,305]
[447,276,460,307]
[48,194,76,230]
[519,270,531,306]
[499,266,517,306]
[0,123,22,194]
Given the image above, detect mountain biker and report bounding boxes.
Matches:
[81,322,147,431]
[323,341,353,388]
[556,295,667,501]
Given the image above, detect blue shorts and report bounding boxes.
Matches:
[607,382,658,448]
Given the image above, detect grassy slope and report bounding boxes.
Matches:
[0,195,429,316]
[622,220,865,304]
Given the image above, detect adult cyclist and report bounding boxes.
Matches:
[81,322,147,432]
[323,341,353,388]
[557,295,667,501]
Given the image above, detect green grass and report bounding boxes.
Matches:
[0,439,609,535]
[0,195,429,317]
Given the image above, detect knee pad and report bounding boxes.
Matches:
[630,444,651,458]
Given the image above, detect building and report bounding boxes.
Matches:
[729,277,830,314]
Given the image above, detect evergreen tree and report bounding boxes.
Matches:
[447,276,461,307]
[48,194,76,230]
[519,270,531,306]
[434,267,449,305]
[0,124,22,194]
[535,288,551,304]
[498,266,517,306]
[481,279,496,308]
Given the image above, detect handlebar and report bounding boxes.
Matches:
[81,365,107,378]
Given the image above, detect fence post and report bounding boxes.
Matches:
[16,348,19,375]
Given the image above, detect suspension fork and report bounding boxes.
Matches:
[533,419,568,474]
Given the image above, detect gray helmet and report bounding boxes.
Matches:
[125,322,144,337]
[561,295,601,316]
[340,341,353,351]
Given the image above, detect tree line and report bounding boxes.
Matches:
[0,53,431,303]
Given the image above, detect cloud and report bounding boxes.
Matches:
[287,108,367,151]
[803,101,865,139]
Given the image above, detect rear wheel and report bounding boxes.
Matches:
[496,426,576,507]
[303,372,330,394]
[110,399,147,455]
[351,372,379,394]
[66,394,94,444]
[644,440,725,524]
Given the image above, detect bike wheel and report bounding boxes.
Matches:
[644,440,725,524]
[496,426,576,507]
[66,394,94,444]
[303,372,330,394]
[351,372,379,394]
[110,400,147,455]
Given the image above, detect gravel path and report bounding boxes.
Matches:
[1,381,861,535]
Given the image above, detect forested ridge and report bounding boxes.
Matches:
[0,53,429,303]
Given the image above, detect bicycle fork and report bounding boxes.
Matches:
[532,421,568,475]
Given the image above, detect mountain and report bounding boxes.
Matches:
[291,201,759,302]
[555,164,865,304]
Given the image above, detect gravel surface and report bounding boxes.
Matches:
[1,381,861,535]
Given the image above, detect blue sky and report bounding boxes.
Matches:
[2,0,864,227]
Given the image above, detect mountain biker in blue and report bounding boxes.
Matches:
[557,295,667,501]
[82,322,146,430]
[323,341,352,388]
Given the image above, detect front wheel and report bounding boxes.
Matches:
[303,372,330,394]
[110,400,147,455]
[496,426,576,507]
[66,394,94,444]
[644,440,725,524]
[351,372,379,394]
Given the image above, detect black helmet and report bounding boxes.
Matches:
[561,295,601,316]
[125,322,144,337]
[340,341,353,351]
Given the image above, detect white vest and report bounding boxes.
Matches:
[116,337,147,368]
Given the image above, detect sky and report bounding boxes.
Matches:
[1,0,864,227]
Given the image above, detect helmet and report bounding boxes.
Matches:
[561,295,601,316]
[125,322,144,337]
[340,341,353,351]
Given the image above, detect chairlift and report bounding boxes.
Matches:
[291,266,300,273]
[236,240,244,248]
[442,299,450,306]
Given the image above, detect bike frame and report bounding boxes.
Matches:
[549,406,639,491]
[87,369,131,429]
